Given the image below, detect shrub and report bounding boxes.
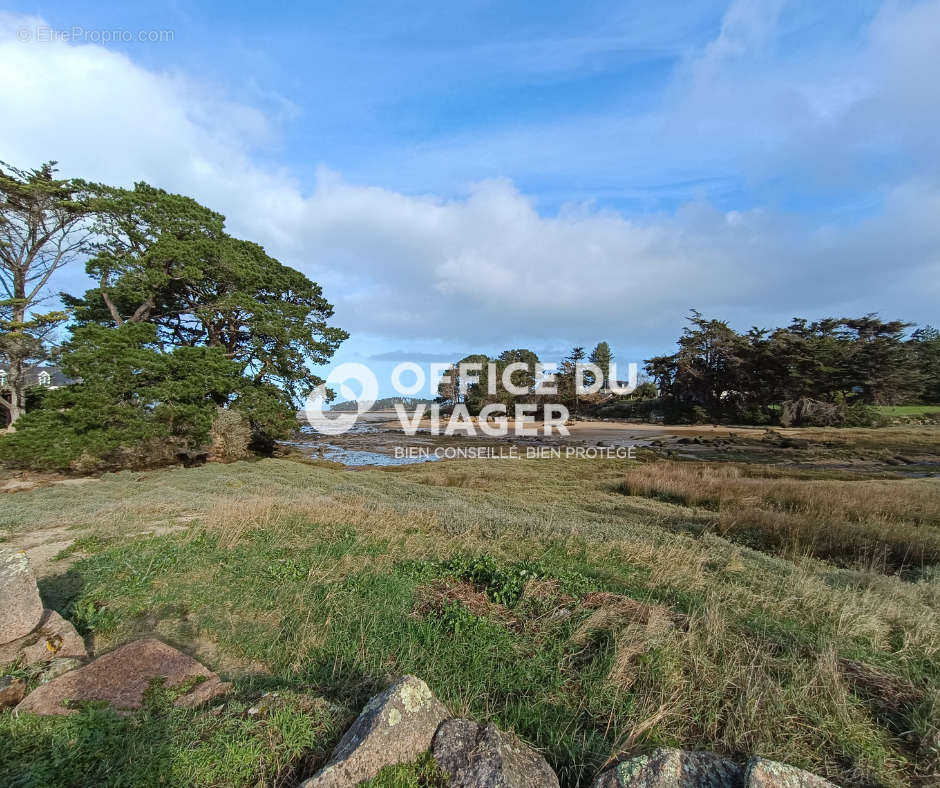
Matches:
[592,397,661,420]
[208,407,253,462]
[780,397,884,428]
[0,324,243,471]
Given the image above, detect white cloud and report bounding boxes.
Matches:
[1,5,938,357]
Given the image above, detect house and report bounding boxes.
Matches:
[0,365,77,427]
[0,365,75,391]
[599,380,637,395]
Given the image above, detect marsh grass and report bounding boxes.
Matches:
[1,456,938,786]
[620,461,940,569]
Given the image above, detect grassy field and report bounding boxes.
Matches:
[876,405,940,418]
[1,448,938,787]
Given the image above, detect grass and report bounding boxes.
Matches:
[1,451,938,787]
[0,683,347,787]
[876,405,940,418]
[618,461,940,569]
[365,753,448,786]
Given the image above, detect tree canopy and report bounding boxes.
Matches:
[0,170,347,469]
[646,311,935,424]
[0,161,92,424]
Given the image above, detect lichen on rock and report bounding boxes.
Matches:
[301,675,449,787]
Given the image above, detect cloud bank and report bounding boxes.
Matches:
[1,2,938,357]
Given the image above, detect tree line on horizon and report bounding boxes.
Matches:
[647,311,940,425]
[0,160,346,470]
[433,314,938,426]
[435,342,657,416]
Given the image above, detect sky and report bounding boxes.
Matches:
[1,0,939,398]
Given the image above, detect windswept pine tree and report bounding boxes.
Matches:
[646,311,935,424]
[1,177,347,469]
[0,161,93,425]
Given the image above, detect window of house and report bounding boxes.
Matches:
[38,371,51,386]
[0,371,6,386]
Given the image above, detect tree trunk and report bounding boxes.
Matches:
[7,269,27,426]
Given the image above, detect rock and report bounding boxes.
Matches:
[592,748,742,787]
[15,637,230,716]
[780,398,844,428]
[0,609,88,666]
[41,657,84,682]
[745,757,836,787]
[0,675,26,708]
[247,691,282,718]
[431,717,560,787]
[0,549,44,644]
[301,675,449,787]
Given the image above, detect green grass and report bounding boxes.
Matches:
[875,404,940,417]
[0,683,347,787]
[1,454,938,786]
[365,753,448,787]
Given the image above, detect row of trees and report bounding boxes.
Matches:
[436,342,641,416]
[0,161,346,469]
[646,311,940,423]
[435,314,938,426]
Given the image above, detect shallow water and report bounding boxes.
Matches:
[306,443,440,466]
[285,422,441,466]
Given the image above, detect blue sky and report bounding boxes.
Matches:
[1,1,938,398]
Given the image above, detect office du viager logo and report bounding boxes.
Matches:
[303,360,638,437]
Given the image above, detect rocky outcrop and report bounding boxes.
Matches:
[432,717,559,787]
[301,675,449,787]
[0,608,87,665]
[0,548,44,643]
[40,657,84,682]
[592,749,840,788]
[745,757,836,787]
[295,680,840,788]
[779,397,868,428]
[593,748,743,787]
[0,675,26,708]
[16,637,230,716]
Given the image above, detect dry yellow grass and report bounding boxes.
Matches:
[620,461,940,568]
[4,455,939,785]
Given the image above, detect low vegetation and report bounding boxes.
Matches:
[2,451,938,786]
[619,461,940,569]
[1,683,347,785]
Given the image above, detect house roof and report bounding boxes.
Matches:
[0,365,77,387]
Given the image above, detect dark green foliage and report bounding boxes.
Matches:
[438,553,592,606]
[910,326,940,404]
[0,160,93,425]
[438,350,541,415]
[594,397,661,420]
[588,341,613,387]
[647,311,936,424]
[330,396,436,412]
[631,380,658,399]
[556,346,587,414]
[1,175,346,469]
[0,323,244,470]
[65,182,347,429]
